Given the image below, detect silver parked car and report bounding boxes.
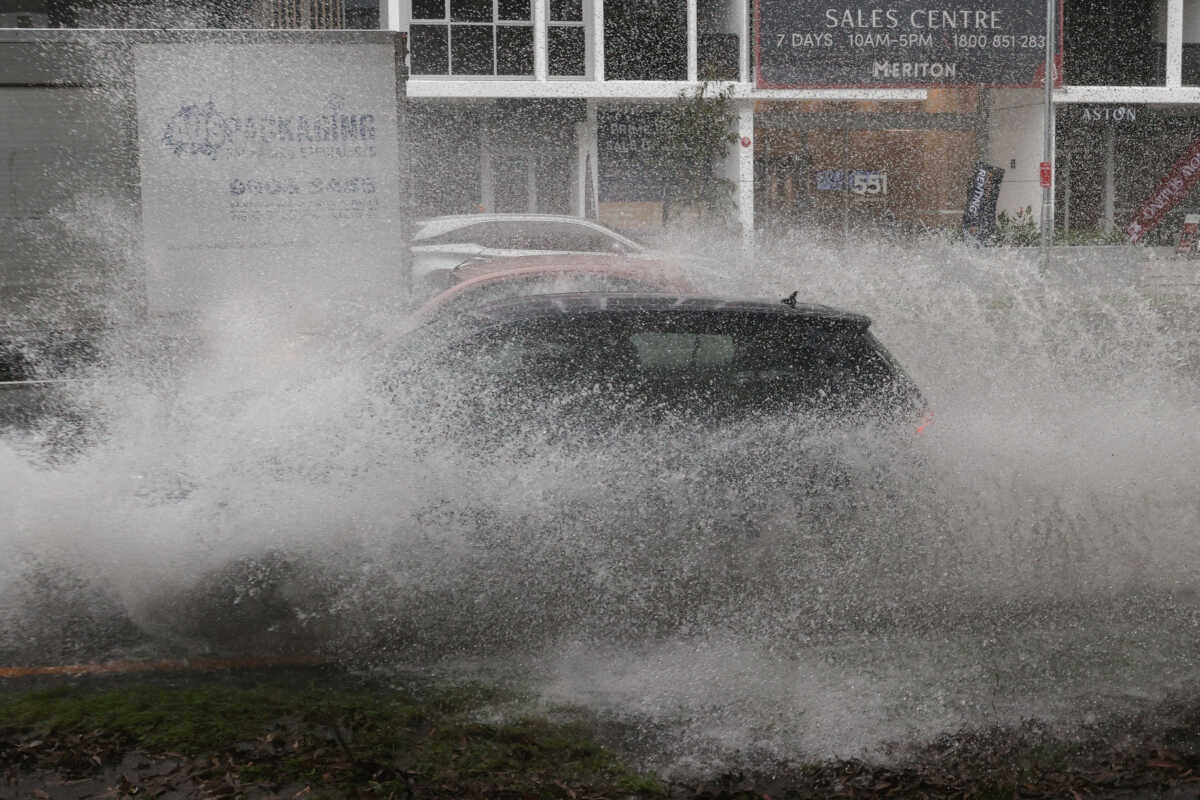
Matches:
[411,213,648,289]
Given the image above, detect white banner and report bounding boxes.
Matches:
[134,40,404,315]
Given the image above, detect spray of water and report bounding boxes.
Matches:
[3,226,1200,768]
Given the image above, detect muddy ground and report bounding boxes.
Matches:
[3,664,1200,799]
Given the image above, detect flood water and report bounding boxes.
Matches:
[3,233,1199,770]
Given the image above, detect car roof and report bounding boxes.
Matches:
[448,254,688,283]
[408,262,692,327]
[426,291,872,331]
[413,214,638,242]
[418,213,613,226]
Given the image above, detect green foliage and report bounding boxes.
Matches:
[661,82,739,222]
[1055,226,1131,245]
[998,207,1132,246]
[994,205,1040,246]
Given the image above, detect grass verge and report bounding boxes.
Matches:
[0,665,664,798]
[5,664,1200,798]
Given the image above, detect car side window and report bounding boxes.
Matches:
[416,222,494,246]
[495,222,627,253]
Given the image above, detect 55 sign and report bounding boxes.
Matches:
[817,169,888,195]
[851,170,887,195]
[755,0,1064,89]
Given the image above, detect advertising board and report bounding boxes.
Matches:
[962,162,1004,243]
[1126,136,1200,243]
[755,1,1063,88]
[134,35,406,314]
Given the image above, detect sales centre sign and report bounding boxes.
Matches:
[755,1,1063,88]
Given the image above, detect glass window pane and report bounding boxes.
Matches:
[549,26,585,76]
[698,32,739,80]
[605,0,686,80]
[498,0,531,21]
[631,333,735,370]
[451,25,494,74]
[494,156,531,212]
[550,0,582,21]
[450,0,490,22]
[412,0,446,19]
[497,25,534,75]
[345,0,380,29]
[468,223,514,248]
[410,25,449,74]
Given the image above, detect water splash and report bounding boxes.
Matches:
[3,231,1200,769]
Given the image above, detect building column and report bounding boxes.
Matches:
[380,0,401,30]
[686,0,697,82]
[587,103,599,218]
[574,102,600,218]
[572,122,586,216]
[592,0,605,81]
[1167,0,1184,88]
[738,0,749,84]
[480,128,494,213]
[534,0,548,81]
[526,155,538,212]
[1103,126,1116,235]
[737,103,755,248]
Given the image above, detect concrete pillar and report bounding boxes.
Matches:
[686,0,697,82]
[534,0,548,81]
[1167,0,1184,87]
[593,0,605,81]
[380,0,401,30]
[573,122,587,216]
[480,128,494,213]
[574,102,599,218]
[737,0,749,84]
[737,103,754,247]
[1103,126,1116,235]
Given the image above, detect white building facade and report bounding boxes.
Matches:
[4,0,1200,244]
[369,0,1200,245]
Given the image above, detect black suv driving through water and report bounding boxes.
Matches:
[400,292,926,440]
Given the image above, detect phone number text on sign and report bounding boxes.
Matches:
[954,34,1047,49]
[229,176,377,196]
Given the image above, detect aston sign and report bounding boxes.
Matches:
[755,1,1063,88]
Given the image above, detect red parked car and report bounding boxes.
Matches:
[406,253,695,329]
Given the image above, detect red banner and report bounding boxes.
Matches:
[1177,214,1200,256]
[1126,136,1200,242]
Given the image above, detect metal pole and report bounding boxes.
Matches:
[843,124,850,244]
[1040,0,1055,267]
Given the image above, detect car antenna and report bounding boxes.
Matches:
[781,291,798,308]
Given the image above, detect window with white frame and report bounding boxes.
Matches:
[409,0,588,77]
[548,0,586,76]
[411,0,535,76]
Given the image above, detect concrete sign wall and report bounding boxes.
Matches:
[134,37,405,315]
[755,1,1063,88]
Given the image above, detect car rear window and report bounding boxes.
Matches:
[448,311,919,418]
